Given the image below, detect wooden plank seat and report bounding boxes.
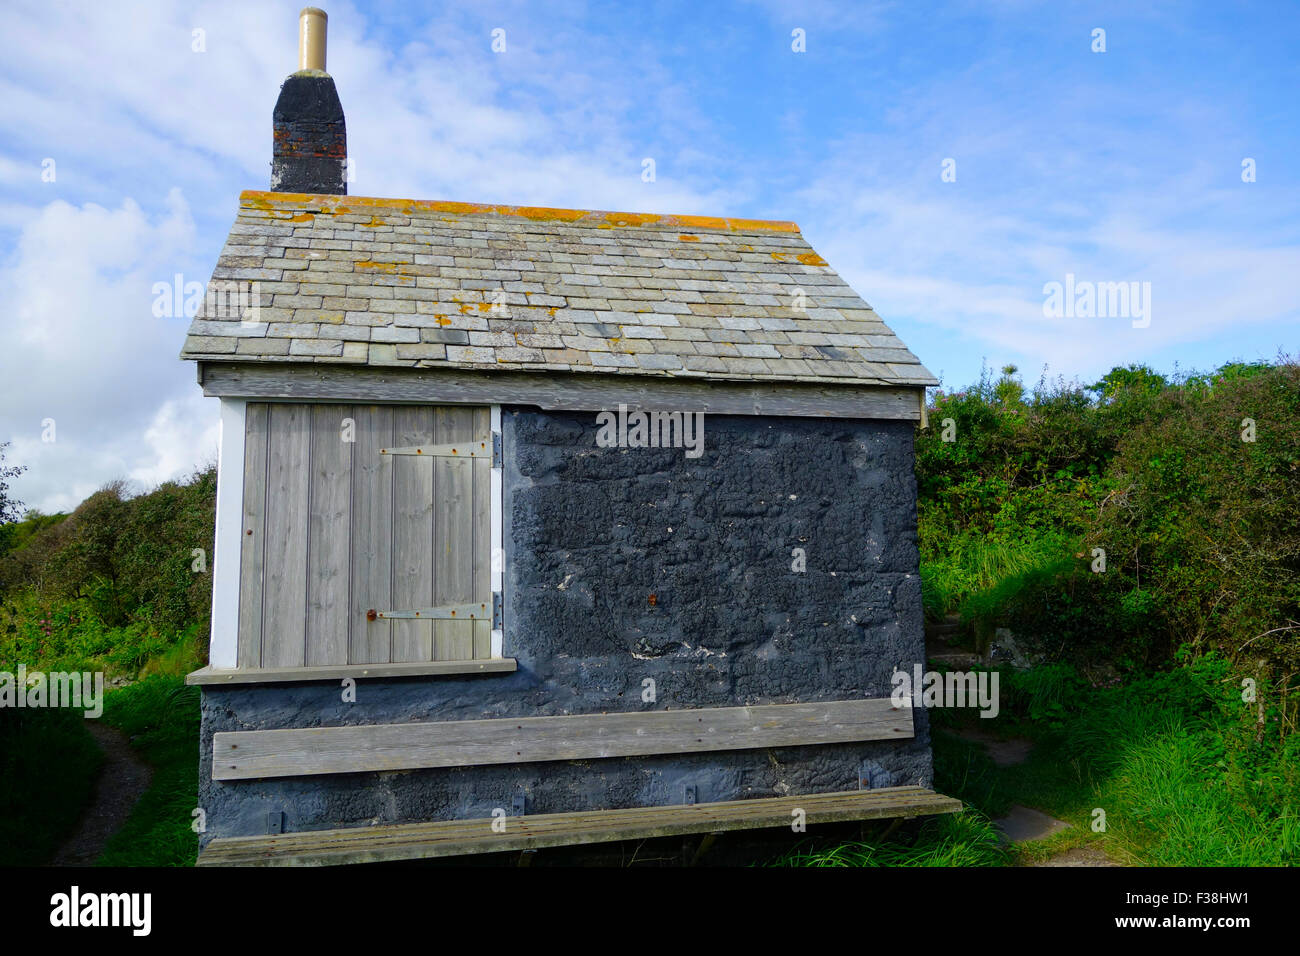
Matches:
[197,786,962,866]
[212,698,913,781]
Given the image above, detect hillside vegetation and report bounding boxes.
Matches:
[0,465,214,865]
[919,360,1300,689]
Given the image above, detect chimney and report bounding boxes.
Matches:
[271,8,347,194]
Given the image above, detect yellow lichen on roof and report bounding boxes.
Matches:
[181,185,939,389]
[239,190,800,234]
[770,251,829,266]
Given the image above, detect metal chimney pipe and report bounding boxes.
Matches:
[298,7,328,72]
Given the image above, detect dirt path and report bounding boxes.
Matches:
[50,722,152,866]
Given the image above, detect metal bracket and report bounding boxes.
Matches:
[492,432,502,468]
[492,592,503,629]
[266,810,284,835]
[379,439,491,460]
[858,760,891,791]
[511,793,527,816]
[684,785,698,805]
[371,602,491,621]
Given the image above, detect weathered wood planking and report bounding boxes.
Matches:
[306,405,352,666]
[237,404,270,668]
[391,406,435,662]
[348,405,393,664]
[196,786,962,866]
[186,658,518,686]
[434,406,476,661]
[199,362,924,421]
[237,402,494,669]
[211,697,912,780]
[261,404,311,668]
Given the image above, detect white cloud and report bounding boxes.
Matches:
[0,0,745,515]
[0,189,207,513]
[0,0,1295,515]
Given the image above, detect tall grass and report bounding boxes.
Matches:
[771,812,1009,867]
[920,532,1070,620]
[96,676,201,866]
[935,658,1298,866]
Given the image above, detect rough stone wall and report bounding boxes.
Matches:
[198,409,931,843]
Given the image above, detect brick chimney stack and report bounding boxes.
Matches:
[271,8,347,194]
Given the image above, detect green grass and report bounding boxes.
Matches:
[0,707,102,865]
[782,658,1297,868]
[0,604,204,868]
[931,660,1298,867]
[770,811,1009,867]
[96,676,201,866]
[920,531,1070,620]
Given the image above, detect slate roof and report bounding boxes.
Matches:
[180,190,936,387]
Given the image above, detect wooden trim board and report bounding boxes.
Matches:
[187,658,517,686]
[211,697,912,780]
[196,786,962,866]
[208,399,246,668]
[199,362,925,421]
[489,404,503,658]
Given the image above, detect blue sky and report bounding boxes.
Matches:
[1,0,1297,511]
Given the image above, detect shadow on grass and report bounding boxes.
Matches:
[0,707,102,865]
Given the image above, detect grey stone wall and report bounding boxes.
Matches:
[198,408,931,843]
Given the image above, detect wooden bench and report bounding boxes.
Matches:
[211,698,912,780]
[197,786,962,866]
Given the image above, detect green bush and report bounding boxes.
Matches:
[920,359,1300,692]
[1,467,216,637]
[1088,362,1300,676]
[0,592,199,678]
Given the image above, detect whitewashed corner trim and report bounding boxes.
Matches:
[490,405,503,658]
[209,398,247,668]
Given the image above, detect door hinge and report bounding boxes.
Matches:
[492,592,503,629]
[368,602,491,621]
[492,432,502,468]
[379,439,491,460]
